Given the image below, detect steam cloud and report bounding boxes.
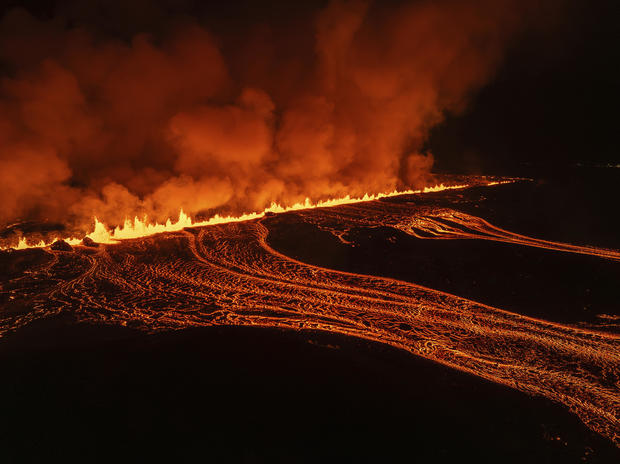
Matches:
[0,0,535,237]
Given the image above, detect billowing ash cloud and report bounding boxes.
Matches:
[0,0,535,234]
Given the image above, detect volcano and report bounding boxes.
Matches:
[1,176,619,462]
[0,0,618,461]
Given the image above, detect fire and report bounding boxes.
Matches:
[4,182,487,250]
[0,1,536,256]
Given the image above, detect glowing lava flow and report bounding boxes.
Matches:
[399,209,620,261]
[5,182,474,250]
[0,181,619,445]
[296,202,620,262]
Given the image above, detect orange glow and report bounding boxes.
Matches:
[3,181,475,250]
[0,1,534,243]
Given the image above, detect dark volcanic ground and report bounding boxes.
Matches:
[0,170,619,463]
[1,322,618,463]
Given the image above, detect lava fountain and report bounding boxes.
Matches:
[5,181,478,250]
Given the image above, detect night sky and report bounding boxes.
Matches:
[429,0,619,174]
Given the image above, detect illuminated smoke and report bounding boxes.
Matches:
[0,0,535,235]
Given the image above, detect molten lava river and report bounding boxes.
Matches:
[1,179,619,446]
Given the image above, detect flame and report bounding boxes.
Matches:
[3,181,509,250]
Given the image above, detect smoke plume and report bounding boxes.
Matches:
[0,0,534,236]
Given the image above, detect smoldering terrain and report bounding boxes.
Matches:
[1,177,619,462]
